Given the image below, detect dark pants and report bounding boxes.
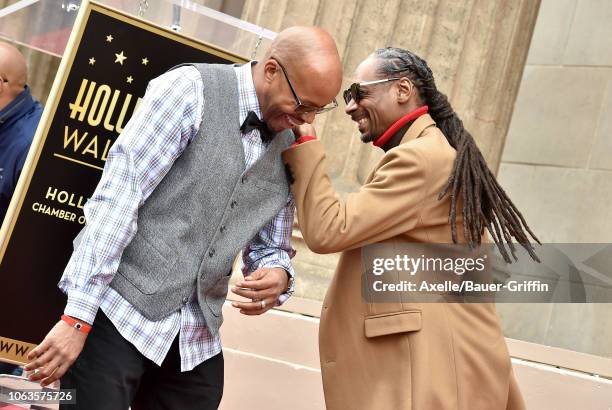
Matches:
[60,312,223,410]
[0,362,21,376]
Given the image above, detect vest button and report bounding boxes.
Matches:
[182,296,189,304]
[220,225,226,233]
[209,249,215,257]
[230,200,237,208]
[241,175,247,184]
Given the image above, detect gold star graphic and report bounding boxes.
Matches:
[141,57,149,66]
[106,34,113,42]
[114,51,127,65]
[127,76,134,84]
[88,57,96,65]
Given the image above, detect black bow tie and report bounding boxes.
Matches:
[240,111,274,143]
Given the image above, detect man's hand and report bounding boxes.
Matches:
[293,123,317,139]
[24,320,88,387]
[230,267,289,315]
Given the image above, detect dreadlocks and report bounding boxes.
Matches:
[373,47,540,263]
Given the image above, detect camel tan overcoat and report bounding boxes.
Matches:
[282,114,525,410]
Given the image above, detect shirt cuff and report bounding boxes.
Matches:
[248,258,296,306]
[291,135,317,148]
[63,286,105,325]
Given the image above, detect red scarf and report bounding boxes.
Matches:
[373,105,429,148]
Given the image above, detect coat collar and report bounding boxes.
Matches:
[400,113,436,145]
[0,86,35,127]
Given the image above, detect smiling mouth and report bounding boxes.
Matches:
[353,116,368,132]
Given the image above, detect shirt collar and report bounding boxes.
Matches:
[0,86,35,126]
[234,61,262,128]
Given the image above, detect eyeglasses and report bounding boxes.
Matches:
[343,78,401,105]
[272,58,338,115]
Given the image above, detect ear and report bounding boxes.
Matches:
[263,59,279,84]
[396,78,414,104]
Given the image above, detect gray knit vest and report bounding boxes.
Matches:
[106,63,293,338]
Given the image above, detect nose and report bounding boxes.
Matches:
[344,98,357,115]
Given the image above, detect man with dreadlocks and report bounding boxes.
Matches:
[281,47,539,409]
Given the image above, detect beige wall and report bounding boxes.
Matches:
[499,0,612,242]
[497,0,612,357]
[499,0,612,243]
[240,0,540,180]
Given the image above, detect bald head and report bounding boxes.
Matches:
[0,42,27,104]
[253,26,343,131]
[266,26,341,74]
[265,27,342,96]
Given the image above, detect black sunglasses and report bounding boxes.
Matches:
[272,58,338,115]
[343,77,401,105]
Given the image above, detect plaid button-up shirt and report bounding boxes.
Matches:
[58,63,296,372]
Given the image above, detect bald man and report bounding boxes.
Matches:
[25,27,342,409]
[0,42,43,224]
